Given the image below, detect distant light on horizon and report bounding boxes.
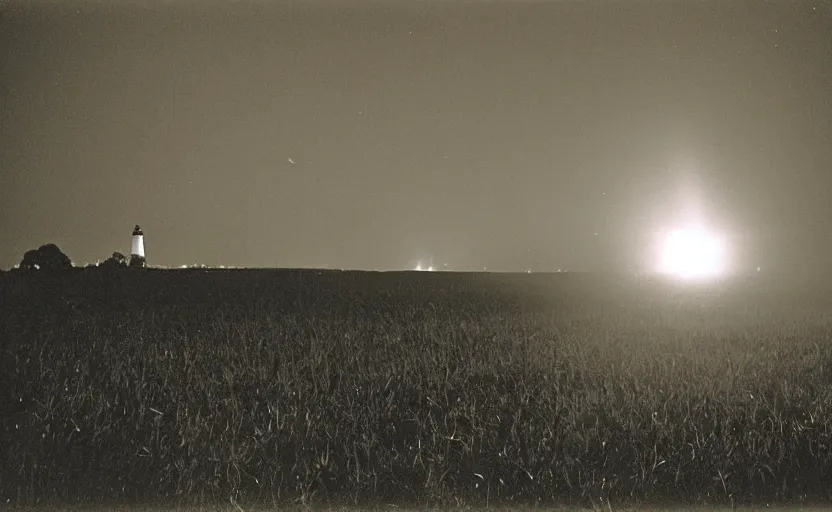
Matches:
[414,261,434,272]
[656,226,728,280]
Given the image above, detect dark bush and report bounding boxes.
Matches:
[99,252,127,270]
[18,244,72,271]
[20,249,39,270]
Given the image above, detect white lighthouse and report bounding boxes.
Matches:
[130,224,146,267]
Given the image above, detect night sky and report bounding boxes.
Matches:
[2,0,830,272]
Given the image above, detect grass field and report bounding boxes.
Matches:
[1,268,831,509]
[8,506,832,512]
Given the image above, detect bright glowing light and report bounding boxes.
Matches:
[657,226,727,279]
[414,261,434,271]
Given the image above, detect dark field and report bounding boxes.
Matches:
[2,269,832,509]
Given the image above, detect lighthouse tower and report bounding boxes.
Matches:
[130,224,146,267]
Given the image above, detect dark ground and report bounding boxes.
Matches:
[1,268,831,509]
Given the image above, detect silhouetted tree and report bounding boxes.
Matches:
[20,250,39,270]
[99,252,127,269]
[18,244,73,271]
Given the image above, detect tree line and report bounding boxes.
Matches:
[9,244,146,272]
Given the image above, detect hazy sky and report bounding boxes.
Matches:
[1,0,830,271]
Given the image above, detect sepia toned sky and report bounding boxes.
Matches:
[1,0,830,271]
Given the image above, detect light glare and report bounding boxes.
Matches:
[414,261,434,272]
[657,226,727,279]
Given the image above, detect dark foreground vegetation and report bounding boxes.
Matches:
[2,269,832,508]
